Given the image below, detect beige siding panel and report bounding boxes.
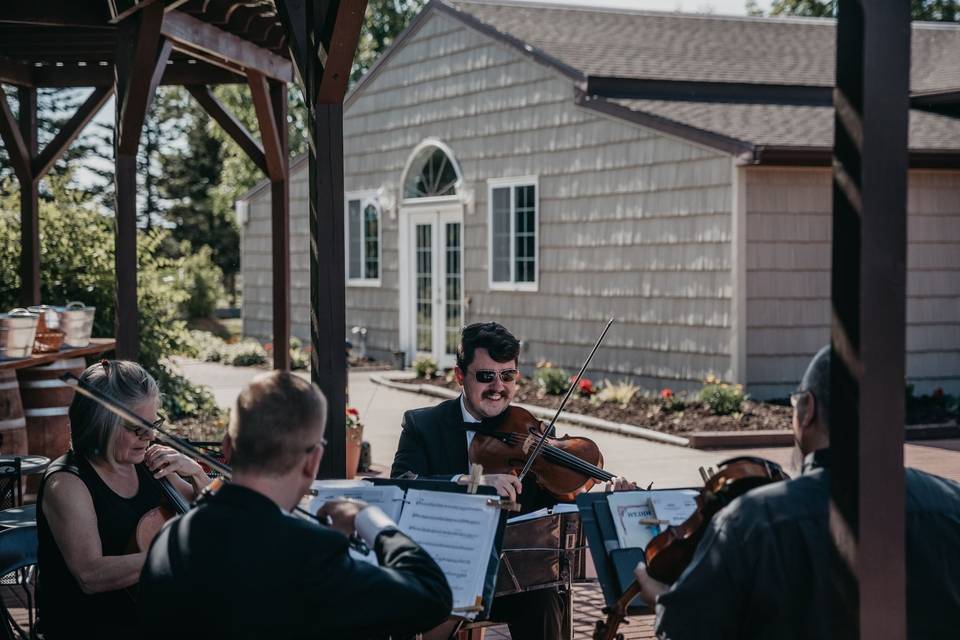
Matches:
[745,167,960,396]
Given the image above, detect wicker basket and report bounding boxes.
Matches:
[33,330,65,354]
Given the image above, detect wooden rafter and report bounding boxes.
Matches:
[116,3,168,155]
[0,85,31,184]
[161,10,293,82]
[0,58,34,87]
[247,69,284,181]
[186,84,268,175]
[32,86,113,180]
[28,61,244,87]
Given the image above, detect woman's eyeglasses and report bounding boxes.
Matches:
[121,416,165,438]
[471,368,519,384]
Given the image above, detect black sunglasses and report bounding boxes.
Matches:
[471,368,519,384]
[121,416,165,438]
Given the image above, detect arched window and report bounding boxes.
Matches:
[345,192,381,286]
[402,140,462,199]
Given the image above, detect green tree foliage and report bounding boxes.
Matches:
[768,0,959,20]
[0,177,220,420]
[352,0,427,82]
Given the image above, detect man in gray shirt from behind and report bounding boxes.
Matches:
[633,346,960,639]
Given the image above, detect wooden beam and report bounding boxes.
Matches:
[830,0,910,637]
[247,70,285,182]
[115,2,167,155]
[18,87,40,308]
[32,87,113,180]
[315,1,367,104]
[29,61,244,87]
[0,2,112,28]
[161,10,293,82]
[270,79,290,371]
[109,0,164,24]
[274,0,307,87]
[185,84,268,175]
[0,86,31,185]
[0,58,34,87]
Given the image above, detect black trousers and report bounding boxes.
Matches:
[488,588,565,640]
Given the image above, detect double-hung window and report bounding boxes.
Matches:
[488,177,538,291]
[345,192,381,286]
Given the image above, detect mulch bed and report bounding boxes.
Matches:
[418,378,958,435]
[419,378,791,434]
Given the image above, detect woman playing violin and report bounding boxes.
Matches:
[37,360,210,639]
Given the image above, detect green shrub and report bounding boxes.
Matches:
[593,379,640,407]
[189,330,227,362]
[178,244,225,319]
[224,340,267,366]
[0,181,221,421]
[412,356,438,379]
[534,365,570,396]
[699,374,746,416]
[659,388,687,413]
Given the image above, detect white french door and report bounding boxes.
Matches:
[402,205,463,368]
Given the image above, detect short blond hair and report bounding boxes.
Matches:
[228,371,327,475]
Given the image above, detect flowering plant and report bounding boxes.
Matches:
[346,407,363,443]
[660,388,686,412]
[576,378,596,397]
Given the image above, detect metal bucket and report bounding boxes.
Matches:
[57,301,95,348]
[0,309,39,359]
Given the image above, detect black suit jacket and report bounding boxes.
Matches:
[391,397,556,513]
[138,484,452,639]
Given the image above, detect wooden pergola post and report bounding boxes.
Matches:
[112,3,169,360]
[17,87,39,308]
[279,0,367,478]
[830,1,910,637]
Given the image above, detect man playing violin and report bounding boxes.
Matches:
[393,322,633,639]
[139,371,452,639]
[632,346,960,639]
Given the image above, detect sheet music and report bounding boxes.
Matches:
[507,502,579,524]
[606,490,698,550]
[308,480,406,522]
[648,492,698,526]
[397,489,500,619]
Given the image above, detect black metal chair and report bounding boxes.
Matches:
[0,525,38,640]
[0,460,22,511]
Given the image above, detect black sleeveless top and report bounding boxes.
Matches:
[37,452,164,639]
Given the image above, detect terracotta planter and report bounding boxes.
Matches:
[345,424,363,479]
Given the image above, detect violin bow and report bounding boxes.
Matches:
[60,372,323,524]
[517,317,615,483]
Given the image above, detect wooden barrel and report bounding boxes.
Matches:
[0,370,28,455]
[17,358,86,462]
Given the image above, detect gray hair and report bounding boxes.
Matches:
[69,360,159,462]
[799,345,831,428]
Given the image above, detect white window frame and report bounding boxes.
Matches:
[487,176,539,292]
[344,190,382,287]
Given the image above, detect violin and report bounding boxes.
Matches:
[469,405,615,501]
[643,455,790,583]
[592,456,789,640]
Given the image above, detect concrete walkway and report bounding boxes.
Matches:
[175,361,960,484]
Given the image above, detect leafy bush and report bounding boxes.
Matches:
[0,182,221,420]
[593,379,640,407]
[699,374,746,416]
[178,243,225,319]
[534,365,570,396]
[223,340,267,366]
[412,356,438,379]
[189,330,227,362]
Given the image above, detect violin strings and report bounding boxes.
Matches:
[497,432,615,482]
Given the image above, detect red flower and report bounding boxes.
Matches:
[578,379,595,395]
[661,388,674,399]
[346,407,360,416]
[264,342,273,352]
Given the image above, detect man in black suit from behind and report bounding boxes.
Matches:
[139,371,452,639]
[392,322,564,639]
